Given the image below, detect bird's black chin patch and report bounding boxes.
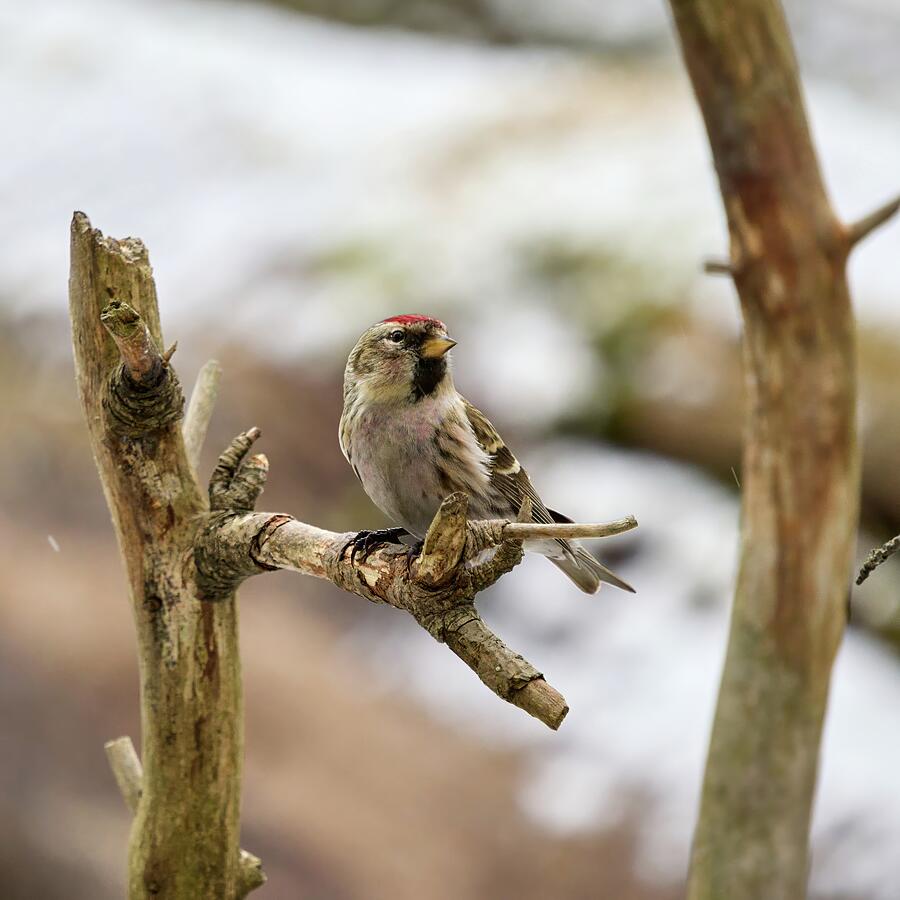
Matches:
[411,357,446,400]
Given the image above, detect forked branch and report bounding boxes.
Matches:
[195,429,637,730]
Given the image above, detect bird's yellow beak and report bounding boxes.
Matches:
[420,337,457,359]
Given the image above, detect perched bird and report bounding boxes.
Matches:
[339,315,634,593]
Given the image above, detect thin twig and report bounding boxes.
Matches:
[856,534,900,585]
[183,359,223,470]
[704,258,734,276]
[847,194,900,247]
[502,516,637,541]
[104,736,142,813]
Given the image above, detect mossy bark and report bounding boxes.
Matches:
[666,2,861,898]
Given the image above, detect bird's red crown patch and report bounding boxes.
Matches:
[382,314,446,330]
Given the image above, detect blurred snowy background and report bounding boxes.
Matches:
[2,0,899,897]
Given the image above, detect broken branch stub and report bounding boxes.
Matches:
[416,492,471,587]
[100,299,184,437]
[184,358,223,470]
[847,194,900,248]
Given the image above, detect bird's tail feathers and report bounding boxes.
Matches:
[544,542,635,595]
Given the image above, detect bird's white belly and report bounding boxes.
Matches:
[350,400,489,536]
[352,412,440,535]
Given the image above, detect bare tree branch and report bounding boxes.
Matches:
[503,517,636,541]
[193,430,635,730]
[70,213,254,899]
[184,358,222,470]
[856,534,900,585]
[105,736,143,814]
[847,194,900,248]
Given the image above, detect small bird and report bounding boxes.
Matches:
[339,315,634,594]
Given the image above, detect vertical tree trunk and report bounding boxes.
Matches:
[665,2,869,897]
[69,215,250,899]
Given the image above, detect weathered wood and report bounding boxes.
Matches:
[71,214,637,893]
[195,452,576,730]
[105,736,143,814]
[103,736,265,898]
[183,359,223,470]
[666,2,865,898]
[69,214,252,900]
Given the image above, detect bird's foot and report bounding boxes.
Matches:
[404,539,425,575]
[341,527,410,564]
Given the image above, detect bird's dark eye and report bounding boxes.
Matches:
[388,330,405,343]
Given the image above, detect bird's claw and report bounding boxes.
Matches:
[404,539,424,575]
[341,527,410,564]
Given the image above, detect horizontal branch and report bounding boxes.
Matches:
[847,194,900,248]
[503,516,637,541]
[194,432,643,729]
[103,735,265,895]
[199,506,567,728]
